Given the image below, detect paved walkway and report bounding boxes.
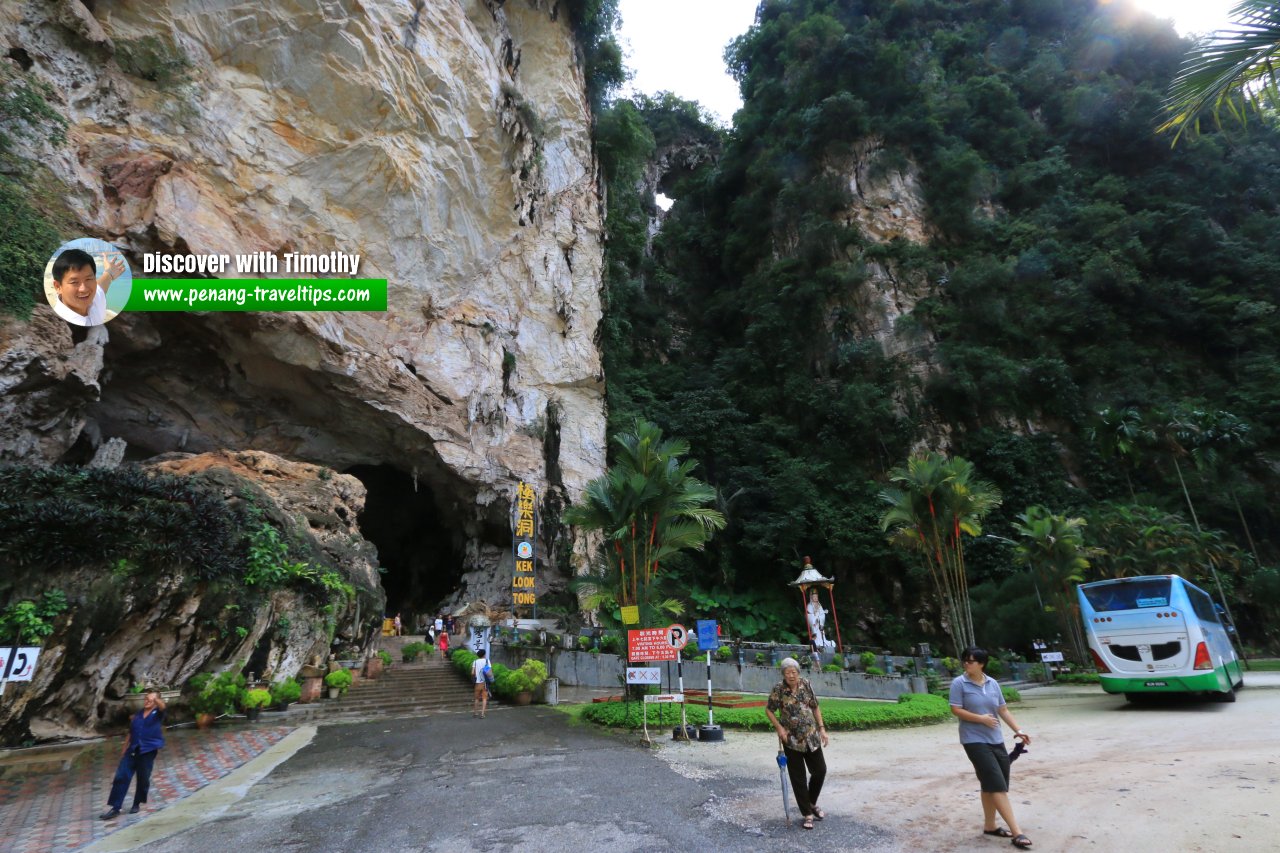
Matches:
[0,725,293,853]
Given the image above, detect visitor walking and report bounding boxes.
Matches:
[393,613,402,637]
[437,628,450,661]
[434,614,444,638]
[99,690,166,820]
[765,657,829,830]
[471,649,490,717]
[949,646,1033,849]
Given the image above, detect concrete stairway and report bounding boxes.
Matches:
[279,639,477,724]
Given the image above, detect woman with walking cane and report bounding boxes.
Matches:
[765,657,829,830]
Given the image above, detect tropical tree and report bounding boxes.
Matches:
[879,452,1002,655]
[1085,502,1245,592]
[564,420,726,627]
[1088,406,1151,499]
[1012,506,1091,664]
[1160,1,1280,143]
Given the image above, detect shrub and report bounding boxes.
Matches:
[985,658,1005,677]
[511,659,548,693]
[860,651,877,670]
[242,688,271,710]
[581,693,951,731]
[822,663,842,672]
[865,666,885,676]
[755,652,767,665]
[187,669,245,716]
[377,649,393,667]
[402,642,428,662]
[832,653,845,668]
[1002,686,1021,703]
[716,645,733,662]
[1054,671,1101,685]
[599,634,622,655]
[269,680,301,705]
[324,669,353,693]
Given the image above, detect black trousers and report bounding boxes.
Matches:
[107,748,158,810]
[783,745,826,816]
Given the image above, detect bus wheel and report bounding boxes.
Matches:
[1214,688,1237,703]
[1124,693,1150,704]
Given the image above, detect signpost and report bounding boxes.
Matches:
[511,481,537,619]
[628,628,678,662]
[695,620,723,741]
[626,667,661,685]
[0,646,40,697]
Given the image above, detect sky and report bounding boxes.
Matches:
[617,0,1240,127]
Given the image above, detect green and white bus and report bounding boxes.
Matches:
[1077,575,1244,702]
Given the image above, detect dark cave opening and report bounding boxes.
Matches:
[346,464,465,631]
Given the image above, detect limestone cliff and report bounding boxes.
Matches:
[0,1,606,605]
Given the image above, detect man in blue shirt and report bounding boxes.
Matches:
[99,689,166,819]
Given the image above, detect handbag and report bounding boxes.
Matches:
[483,663,494,685]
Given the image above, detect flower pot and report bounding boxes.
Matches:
[195,713,216,729]
[245,707,261,722]
[270,701,291,712]
[513,690,532,706]
[124,694,147,714]
[328,687,340,700]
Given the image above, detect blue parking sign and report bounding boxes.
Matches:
[696,620,718,652]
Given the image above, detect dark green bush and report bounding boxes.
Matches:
[581,693,951,731]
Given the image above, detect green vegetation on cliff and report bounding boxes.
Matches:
[596,0,1280,652]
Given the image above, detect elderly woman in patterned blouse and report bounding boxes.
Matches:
[765,656,830,829]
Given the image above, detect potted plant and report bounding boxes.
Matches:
[324,669,353,699]
[509,659,547,706]
[187,670,245,728]
[242,688,271,721]
[268,679,302,710]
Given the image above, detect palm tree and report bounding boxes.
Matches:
[1012,506,1092,665]
[1088,406,1151,499]
[1160,1,1280,143]
[564,420,726,627]
[879,452,1002,655]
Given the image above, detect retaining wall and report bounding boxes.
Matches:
[488,645,928,700]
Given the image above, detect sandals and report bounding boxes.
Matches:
[801,816,814,830]
[812,807,826,821]
[1011,834,1033,849]
[984,828,1013,838]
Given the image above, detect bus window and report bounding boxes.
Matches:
[1186,585,1219,623]
[1081,578,1172,612]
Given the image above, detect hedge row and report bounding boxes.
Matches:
[580,693,953,731]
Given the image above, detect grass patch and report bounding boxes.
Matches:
[580,693,951,732]
[1246,658,1280,671]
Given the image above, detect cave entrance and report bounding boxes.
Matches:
[346,464,465,632]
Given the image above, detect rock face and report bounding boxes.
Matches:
[1,451,383,742]
[0,2,606,613]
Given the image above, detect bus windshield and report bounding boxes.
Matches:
[1082,578,1173,612]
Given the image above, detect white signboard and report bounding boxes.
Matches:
[0,647,41,681]
[1040,651,1065,663]
[626,667,661,685]
[643,693,685,704]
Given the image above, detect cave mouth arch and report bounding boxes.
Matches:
[346,464,465,632]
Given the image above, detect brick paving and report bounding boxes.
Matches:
[0,725,293,853]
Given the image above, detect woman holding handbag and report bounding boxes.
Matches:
[471,649,490,718]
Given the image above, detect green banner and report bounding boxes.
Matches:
[125,279,387,312]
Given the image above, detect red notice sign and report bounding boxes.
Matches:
[628,628,677,662]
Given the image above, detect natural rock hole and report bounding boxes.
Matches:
[346,464,465,627]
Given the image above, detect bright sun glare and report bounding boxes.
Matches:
[1124,0,1237,36]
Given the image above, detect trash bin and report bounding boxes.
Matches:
[539,677,559,706]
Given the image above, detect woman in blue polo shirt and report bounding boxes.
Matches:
[99,689,166,820]
[949,647,1033,849]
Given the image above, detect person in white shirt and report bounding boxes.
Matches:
[51,248,122,326]
[471,649,490,718]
